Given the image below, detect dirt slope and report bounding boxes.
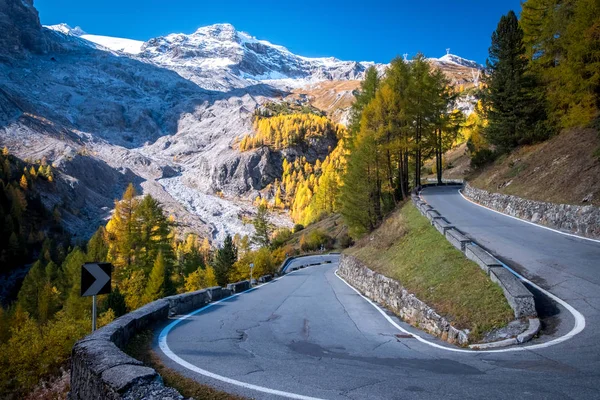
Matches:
[469,128,600,207]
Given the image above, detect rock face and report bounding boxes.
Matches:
[464,182,600,240]
[337,254,469,345]
[0,0,48,57]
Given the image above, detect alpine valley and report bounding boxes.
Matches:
[0,0,481,243]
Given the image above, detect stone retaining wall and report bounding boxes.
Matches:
[69,284,241,399]
[337,255,469,346]
[463,182,600,240]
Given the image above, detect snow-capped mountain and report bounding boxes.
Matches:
[46,22,388,91]
[432,53,482,69]
[2,0,481,243]
[141,23,380,83]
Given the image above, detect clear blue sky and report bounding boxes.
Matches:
[36,0,522,64]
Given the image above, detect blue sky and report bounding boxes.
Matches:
[37,0,522,64]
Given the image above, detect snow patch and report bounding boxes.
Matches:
[80,34,144,55]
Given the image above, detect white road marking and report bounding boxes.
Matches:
[159,269,328,400]
[454,188,600,244]
[334,268,585,353]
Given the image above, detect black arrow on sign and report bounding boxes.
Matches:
[81,262,112,297]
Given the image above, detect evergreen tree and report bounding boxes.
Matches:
[252,204,272,247]
[144,251,167,303]
[213,235,237,286]
[61,248,88,318]
[103,286,127,317]
[16,261,45,319]
[484,10,548,153]
[87,226,109,262]
[522,0,600,128]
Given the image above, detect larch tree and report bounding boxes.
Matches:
[348,66,380,137]
[107,183,140,277]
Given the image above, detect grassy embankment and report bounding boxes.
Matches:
[126,330,246,400]
[285,213,348,252]
[345,202,513,341]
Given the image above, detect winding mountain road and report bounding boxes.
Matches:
[155,187,600,399]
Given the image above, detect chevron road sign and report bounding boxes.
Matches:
[82,262,112,332]
[81,262,112,297]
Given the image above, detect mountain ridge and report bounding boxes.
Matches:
[0,0,482,243]
[45,22,482,86]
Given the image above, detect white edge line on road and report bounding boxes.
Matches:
[455,189,600,244]
[334,267,585,353]
[158,269,328,400]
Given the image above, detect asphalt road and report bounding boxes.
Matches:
[156,188,600,399]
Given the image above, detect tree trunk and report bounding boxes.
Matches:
[436,129,443,184]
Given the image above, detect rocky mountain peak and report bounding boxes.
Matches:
[193,23,239,41]
[434,53,481,69]
[45,23,86,36]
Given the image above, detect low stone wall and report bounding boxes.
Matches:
[227,280,250,293]
[69,284,239,399]
[338,255,469,346]
[463,182,600,240]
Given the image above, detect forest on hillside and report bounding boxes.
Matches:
[0,181,304,398]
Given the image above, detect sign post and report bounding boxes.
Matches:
[92,295,97,331]
[81,262,112,332]
[249,263,254,287]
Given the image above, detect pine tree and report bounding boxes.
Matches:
[103,286,127,317]
[484,10,548,153]
[252,204,271,247]
[213,235,237,286]
[16,261,45,319]
[144,251,167,303]
[62,248,88,318]
[522,0,600,128]
[87,226,109,262]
